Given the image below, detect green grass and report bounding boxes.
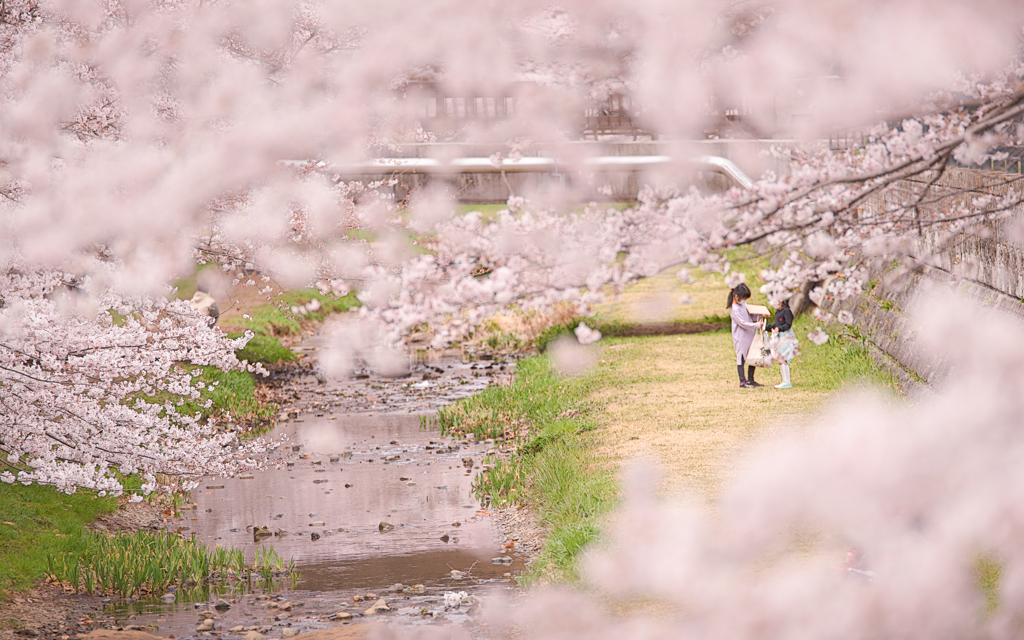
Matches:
[47,530,298,599]
[0,483,119,597]
[180,366,276,433]
[437,356,615,582]
[0,367,276,598]
[224,289,360,365]
[233,333,298,365]
[443,271,895,583]
[797,315,897,390]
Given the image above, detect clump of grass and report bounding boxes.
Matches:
[231,333,298,366]
[440,355,614,582]
[46,530,299,600]
[438,357,585,441]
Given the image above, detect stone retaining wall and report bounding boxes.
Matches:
[822,168,1024,392]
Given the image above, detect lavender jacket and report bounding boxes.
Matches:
[731,302,762,365]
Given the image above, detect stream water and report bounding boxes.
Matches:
[107,353,521,637]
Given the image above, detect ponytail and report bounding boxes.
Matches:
[727,282,751,307]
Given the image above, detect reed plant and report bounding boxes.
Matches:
[46,530,299,599]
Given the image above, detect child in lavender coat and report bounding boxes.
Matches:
[729,283,764,388]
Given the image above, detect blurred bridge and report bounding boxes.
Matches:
[296,140,788,204]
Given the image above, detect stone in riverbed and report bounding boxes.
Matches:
[364,599,390,616]
[197,620,215,632]
[281,629,299,638]
[229,626,245,633]
[378,522,394,533]
[242,632,266,640]
[309,521,326,527]
[215,598,232,610]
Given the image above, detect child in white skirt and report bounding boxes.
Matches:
[766,298,800,388]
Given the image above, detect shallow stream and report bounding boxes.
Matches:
[108,355,521,637]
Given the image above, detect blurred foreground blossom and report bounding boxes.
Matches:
[725,272,746,287]
[474,288,1024,640]
[808,327,830,345]
[549,336,596,375]
[574,322,602,345]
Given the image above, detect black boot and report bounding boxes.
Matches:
[737,365,749,388]
[747,365,763,387]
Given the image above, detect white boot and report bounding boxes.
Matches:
[776,363,792,389]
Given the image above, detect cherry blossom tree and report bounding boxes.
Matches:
[2,0,1024,497]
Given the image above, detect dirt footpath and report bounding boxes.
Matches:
[590,333,832,502]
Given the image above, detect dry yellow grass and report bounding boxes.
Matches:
[588,325,883,503]
[596,268,730,325]
[594,250,771,326]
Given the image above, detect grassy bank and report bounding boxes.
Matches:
[0,286,359,598]
[437,357,616,582]
[444,312,895,582]
[0,484,119,597]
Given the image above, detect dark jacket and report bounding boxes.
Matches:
[766,307,793,333]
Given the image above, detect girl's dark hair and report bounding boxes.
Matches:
[779,297,791,309]
[727,282,751,308]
